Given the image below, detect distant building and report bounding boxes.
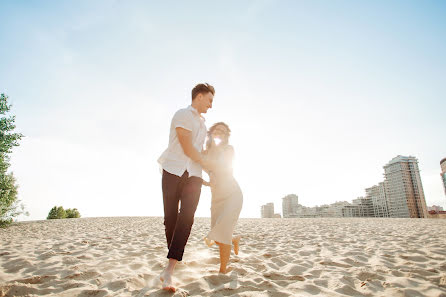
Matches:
[282,194,299,218]
[384,155,428,218]
[273,213,282,218]
[441,158,446,197]
[428,210,446,219]
[294,205,319,218]
[326,201,351,217]
[261,203,274,218]
[342,205,359,217]
[342,197,374,217]
[353,196,374,217]
[428,205,444,212]
[366,182,389,217]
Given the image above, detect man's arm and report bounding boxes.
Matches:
[176,127,206,167]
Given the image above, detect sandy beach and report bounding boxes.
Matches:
[1,217,446,297]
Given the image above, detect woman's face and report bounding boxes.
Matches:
[211,125,229,144]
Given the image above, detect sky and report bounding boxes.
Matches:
[1,0,445,221]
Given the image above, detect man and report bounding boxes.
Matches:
[157,83,215,292]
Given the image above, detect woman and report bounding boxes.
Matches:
[202,122,243,274]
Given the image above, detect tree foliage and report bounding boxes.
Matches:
[0,93,25,227]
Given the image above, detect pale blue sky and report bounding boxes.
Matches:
[1,1,445,220]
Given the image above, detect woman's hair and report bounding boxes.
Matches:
[206,122,231,150]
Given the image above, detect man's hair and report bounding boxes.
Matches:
[192,83,215,100]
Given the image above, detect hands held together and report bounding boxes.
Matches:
[200,156,216,187]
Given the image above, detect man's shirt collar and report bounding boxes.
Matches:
[188,105,205,121]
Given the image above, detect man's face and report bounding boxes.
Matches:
[197,92,213,114]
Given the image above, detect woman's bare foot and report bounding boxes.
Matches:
[219,266,234,274]
[232,235,241,255]
[204,237,215,247]
[159,269,176,292]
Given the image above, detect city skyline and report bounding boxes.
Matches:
[266,155,433,218]
[1,1,445,220]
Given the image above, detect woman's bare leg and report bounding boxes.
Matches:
[232,235,241,255]
[216,241,231,273]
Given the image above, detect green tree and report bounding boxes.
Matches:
[0,93,25,227]
[47,206,58,219]
[66,208,81,218]
[47,206,67,219]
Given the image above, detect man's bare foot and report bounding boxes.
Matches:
[159,270,175,292]
[232,236,241,255]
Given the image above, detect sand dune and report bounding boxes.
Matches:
[1,217,446,296]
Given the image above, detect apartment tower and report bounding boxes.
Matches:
[441,158,446,197]
[282,194,299,218]
[261,203,274,218]
[383,155,428,218]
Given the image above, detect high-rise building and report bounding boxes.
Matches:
[440,158,446,197]
[282,194,299,218]
[366,182,389,217]
[261,203,274,218]
[384,155,428,218]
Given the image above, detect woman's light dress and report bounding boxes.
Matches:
[205,145,243,245]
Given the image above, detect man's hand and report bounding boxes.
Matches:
[202,178,216,187]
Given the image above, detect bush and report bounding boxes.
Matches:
[47,206,66,219]
[66,208,81,218]
[47,206,81,219]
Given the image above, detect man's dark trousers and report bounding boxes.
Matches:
[162,169,202,261]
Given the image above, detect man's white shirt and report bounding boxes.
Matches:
[158,105,207,178]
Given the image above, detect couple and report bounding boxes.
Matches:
[157,83,243,292]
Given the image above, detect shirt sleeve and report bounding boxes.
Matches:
[172,109,193,131]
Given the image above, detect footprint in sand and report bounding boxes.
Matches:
[263,272,305,281]
[64,270,101,281]
[287,264,309,275]
[129,263,144,270]
[15,275,57,285]
[0,284,53,296]
[78,289,108,297]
